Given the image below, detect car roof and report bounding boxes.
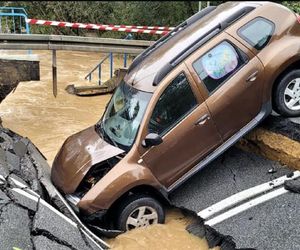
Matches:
[124,1,265,93]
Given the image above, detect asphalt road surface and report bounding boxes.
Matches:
[0,127,106,250]
[170,147,300,250]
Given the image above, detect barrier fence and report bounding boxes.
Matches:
[26,18,175,35]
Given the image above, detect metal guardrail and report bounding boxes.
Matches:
[0,34,153,54]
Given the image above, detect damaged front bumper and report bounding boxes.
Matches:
[56,188,123,238]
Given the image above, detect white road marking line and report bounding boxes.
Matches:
[198,171,300,220]
[5,174,109,249]
[0,174,5,183]
[205,187,288,226]
[53,189,110,249]
[11,187,77,226]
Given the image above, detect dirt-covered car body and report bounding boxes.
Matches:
[51,1,300,226]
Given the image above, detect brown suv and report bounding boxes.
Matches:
[51,2,300,232]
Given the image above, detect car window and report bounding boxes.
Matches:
[192,41,246,94]
[149,73,197,135]
[238,17,274,50]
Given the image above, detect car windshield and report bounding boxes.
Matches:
[99,81,152,149]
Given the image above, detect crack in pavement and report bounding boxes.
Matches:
[32,228,77,250]
[0,127,104,250]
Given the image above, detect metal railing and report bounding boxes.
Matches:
[0,34,152,53]
[84,33,134,85]
[0,7,30,34]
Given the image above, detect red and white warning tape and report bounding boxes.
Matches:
[26,18,174,35]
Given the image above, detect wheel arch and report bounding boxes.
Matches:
[271,59,300,106]
[106,184,170,218]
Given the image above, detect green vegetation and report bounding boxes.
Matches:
[0,1,298,39]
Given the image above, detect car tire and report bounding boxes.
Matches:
[115,194,165,231]
[273,69,300,117]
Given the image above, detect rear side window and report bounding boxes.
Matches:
[193,41,246,94]
[238,17,274,50]
[149,73,197,135]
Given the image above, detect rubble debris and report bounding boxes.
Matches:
[268,168,277,174]
[0,126,104,249]
[65,68,127,96]
[284,178,300,194]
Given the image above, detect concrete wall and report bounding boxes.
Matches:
[0,58,40,103]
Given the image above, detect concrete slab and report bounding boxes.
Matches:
[0,189,10,205]
[11,188,38,211]
[13,140,28,157]
[33,200,98,250]
[5,151,20,172]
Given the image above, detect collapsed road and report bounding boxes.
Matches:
[1,51,299,250]
[0,125,255,250]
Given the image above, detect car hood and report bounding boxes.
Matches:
[51,126,125,194]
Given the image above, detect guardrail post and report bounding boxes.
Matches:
[98,64,102,85]
[52,50,57,97]
[109,52,113,79]
[124,53,127,68]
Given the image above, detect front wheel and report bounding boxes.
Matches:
[115,194,165,231]
[273,70,300,117]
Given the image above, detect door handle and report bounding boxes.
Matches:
[246,70,259,82]
[195,114,210,126]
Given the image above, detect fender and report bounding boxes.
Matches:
[78,162,164,214]
[259,38,300,103]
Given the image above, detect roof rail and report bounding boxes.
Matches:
[152,6,255,86]
[127,6,216,74]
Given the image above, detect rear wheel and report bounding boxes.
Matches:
[273,70,300,117]
[115,194,165,231]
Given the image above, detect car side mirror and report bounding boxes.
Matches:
[142,133,163,148]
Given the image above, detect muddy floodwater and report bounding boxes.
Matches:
[0,50,215,249]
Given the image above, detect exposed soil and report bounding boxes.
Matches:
[238,128,300,170]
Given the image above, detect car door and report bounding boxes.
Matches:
[139,65,222,188]
[185,33,265,141]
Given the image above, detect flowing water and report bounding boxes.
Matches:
[0,50,213,249]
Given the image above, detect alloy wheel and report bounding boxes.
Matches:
[284,78,300,111]
[125,206,158,230]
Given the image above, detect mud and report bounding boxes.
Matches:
[0,50,113,164]
[107,209,211,250]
